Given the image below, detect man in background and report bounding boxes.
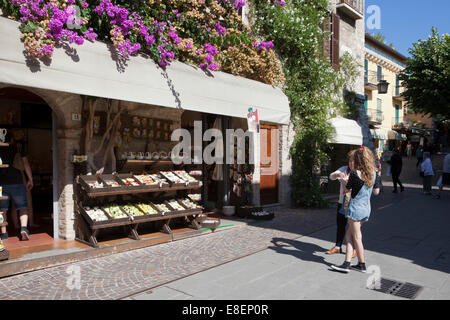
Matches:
[388,148,404,193]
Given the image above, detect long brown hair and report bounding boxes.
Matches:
[348,146,376,187]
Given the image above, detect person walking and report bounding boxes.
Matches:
[331,146,381,273]
[416,146,423,168]
[420,152,434,195]
[325,158,356,258]
[387,148,404,193]
[0,132,33,242]
[406,142,412,160]
[436,153,450,199]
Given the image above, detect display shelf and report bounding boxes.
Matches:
[74,170,209,248]
[120,159,174,166]
[0,196,9,200]
[0,143,9,147]
[0,164,9,168]
[83,184,202,197]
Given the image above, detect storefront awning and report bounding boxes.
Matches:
[328,117,363,146]
[370,128,387,140]
[388,130,403,140]
[0,17,290,125]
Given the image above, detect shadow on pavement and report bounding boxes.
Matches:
[268,237,334,268]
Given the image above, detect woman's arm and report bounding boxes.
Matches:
[22,156,33,191]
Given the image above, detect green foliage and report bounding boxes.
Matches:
[370,32,397,50]
[251,0,358,208]
[399,28,450,120]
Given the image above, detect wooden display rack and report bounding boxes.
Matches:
[74,173,216,248]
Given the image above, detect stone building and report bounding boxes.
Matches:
[0,16,292,242]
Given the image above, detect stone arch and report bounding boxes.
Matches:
[0,84,83,240]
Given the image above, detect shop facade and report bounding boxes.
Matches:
[0,17,291,242]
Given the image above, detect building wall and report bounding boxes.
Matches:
[335,2,365,96]
[364,48,406,134]
[404,113,433,129]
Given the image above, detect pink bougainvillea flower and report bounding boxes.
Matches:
[208,63,218,71]
[205,54,214,63]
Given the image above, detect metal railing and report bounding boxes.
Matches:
[365,70,384,85]
[338,0,364,14]
[367,108,384,123]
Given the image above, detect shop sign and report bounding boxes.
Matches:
[247,108,259,133]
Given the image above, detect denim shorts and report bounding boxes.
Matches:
[0,184,28,211]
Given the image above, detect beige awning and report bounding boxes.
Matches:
[370,128,387,140]
[0,17,290,124]
[329,117,363,146]
[388,130,403,140]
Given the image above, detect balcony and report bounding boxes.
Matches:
[393,86,406,101]
[336,0,364,20]
[367,108,384,125]
[364,73,378,91]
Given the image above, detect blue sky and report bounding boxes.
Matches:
[365,0,450,57]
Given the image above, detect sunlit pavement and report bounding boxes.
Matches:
[128,155,450,300]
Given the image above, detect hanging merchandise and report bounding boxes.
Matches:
[212,117,223,181]
[122,128,132,143]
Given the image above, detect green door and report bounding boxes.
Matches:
[395,104,400,125]
[364,94,368,114]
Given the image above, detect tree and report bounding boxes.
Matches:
[371,32,397,50]
[399,28,450,120]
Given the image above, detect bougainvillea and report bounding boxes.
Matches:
[1,0,286,86]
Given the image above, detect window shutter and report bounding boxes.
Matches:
[331,13,340,70]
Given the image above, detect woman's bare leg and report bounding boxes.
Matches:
[350,220,365,263]
[345,220,354,262]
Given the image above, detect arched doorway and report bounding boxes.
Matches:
[0,87,56,241]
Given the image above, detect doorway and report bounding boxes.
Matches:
[260,124,279,205]
[0,88,55,239]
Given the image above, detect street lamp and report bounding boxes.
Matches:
[377,80,390,94]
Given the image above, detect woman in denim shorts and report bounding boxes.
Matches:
[331,147,381,274]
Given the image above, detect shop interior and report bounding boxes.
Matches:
[0,88,54,240]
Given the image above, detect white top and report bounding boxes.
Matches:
[421,158,434,176]
[329,165,351,204]
[443,154,450,173]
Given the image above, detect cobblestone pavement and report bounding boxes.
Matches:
[0,207,336,300]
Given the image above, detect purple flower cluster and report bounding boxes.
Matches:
[274,0,286,6]
[216,0,246,11]
[215,23,226,37]
[9,0,97,57]
[252,41,275,50]
[197,43,219,71]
